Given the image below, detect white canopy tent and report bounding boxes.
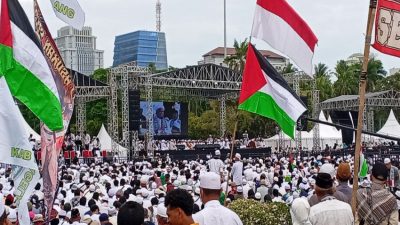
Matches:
[265,111,342,151]
[97,124,128,157]
[369,110,400,142]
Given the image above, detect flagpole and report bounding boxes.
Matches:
[351,0,377,216]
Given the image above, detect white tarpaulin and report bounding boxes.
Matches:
[50,0,85,30]
[97,124,127,157]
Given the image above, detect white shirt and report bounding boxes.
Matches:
[309,198,354,225]
[231,161,243,185]
[193,200,243,225]
[207,158,224,175]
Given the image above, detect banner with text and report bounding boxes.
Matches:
[34,0,75,217]
[0,77,40,225]
[373,0,400,57]
[50,0,85,30]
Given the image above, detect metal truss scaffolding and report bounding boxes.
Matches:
[72,70,109,135]
[76,99,86,134]
[294,74,301,152]
[312,88,321,151]
[75,64,320,157]
[319,90,400,137]
[108,63,150,155]
[145,76,154,157]
[120,67,129,149]
[108,69,119,157]
[219,95,226,137]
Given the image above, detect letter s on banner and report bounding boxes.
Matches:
[50,0,85,30]
[373,0,400,57]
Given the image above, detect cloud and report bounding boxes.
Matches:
[19,0,399,73]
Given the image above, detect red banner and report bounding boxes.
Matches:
[34,0,75,217]
[373,0,400,57]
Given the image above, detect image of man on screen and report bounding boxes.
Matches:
[170,110,181,134]
[153,106,171,135]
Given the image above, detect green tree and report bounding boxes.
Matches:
[223,39,248,72]
[92,68,108,83]
[376,72,400,91]
[148,63,157,73]
[365,58,386,92]
[314,63,329,78]
[313,63,333,101]
[333,60,358,95]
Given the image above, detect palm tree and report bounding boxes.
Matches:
[333,60,358,96]
[314,63,329,78]
[223,39,248,72]
[281,62,298,74]
[366,58,386,92]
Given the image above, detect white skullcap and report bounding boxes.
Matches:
[89,185,96,192]
[319,164,335,178]
[200,172,221,190]
[157,204,168,218]
[135,196,143,205]
[142,190,149,198]
[215,150,221,156]
[255,192,261,200]
[384,158,391,164]
[57,193,64,201]
[235,153,241,160]
[140,176,149,184]
[237,186,243,193]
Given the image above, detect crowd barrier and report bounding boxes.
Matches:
[39,145,400,166]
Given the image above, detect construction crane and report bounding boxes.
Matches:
[156,0,161,32]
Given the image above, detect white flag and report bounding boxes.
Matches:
[50,0,85,30]
[0,77,40,225]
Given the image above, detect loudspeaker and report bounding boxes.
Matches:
[129,90,140,131]
[330,111,355,145]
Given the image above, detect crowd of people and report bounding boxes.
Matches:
[1,147,400,225]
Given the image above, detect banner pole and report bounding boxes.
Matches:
[351,0,377,216]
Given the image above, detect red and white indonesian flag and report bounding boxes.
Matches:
[239,44,307,139]
[251,0,318,76]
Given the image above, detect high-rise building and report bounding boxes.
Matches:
[55,26,104,75]
[113,30,168,69]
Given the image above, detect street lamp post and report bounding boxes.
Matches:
[224,0,227,59]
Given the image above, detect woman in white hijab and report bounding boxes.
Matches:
[290,197,312,225]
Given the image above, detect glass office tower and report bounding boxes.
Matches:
[113,30,168,69]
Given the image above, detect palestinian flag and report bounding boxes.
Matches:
[0,0,62,131]
[238,44,307,139]
[359,149,368,178]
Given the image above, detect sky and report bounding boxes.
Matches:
[19,0,400,75]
